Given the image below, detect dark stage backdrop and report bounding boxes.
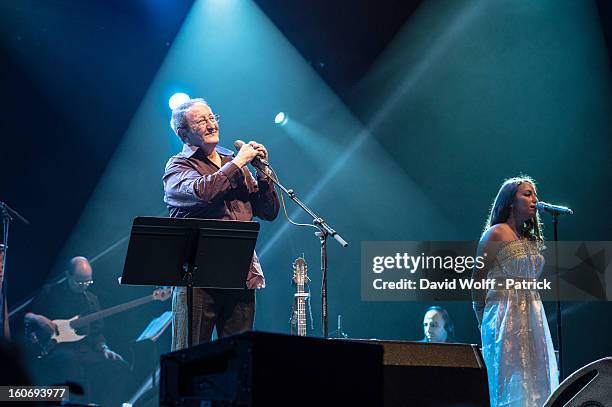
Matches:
[0,0,610,386]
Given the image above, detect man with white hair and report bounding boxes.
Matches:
[164,98,279,350]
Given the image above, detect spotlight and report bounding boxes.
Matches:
[274,111,288,126]
[168,93,190,110]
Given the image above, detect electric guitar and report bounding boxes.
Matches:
[290,257,310,337]
[28,288,171,357]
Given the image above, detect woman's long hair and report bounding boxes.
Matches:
[482,176,543,241]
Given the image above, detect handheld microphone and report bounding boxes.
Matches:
[233,140,270,169]
[536,201,574,216]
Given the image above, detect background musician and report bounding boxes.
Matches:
[24,256,129,405]
[420,306,455,343]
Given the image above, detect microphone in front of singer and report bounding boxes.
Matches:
[234,139,272,176]
[535,201,574,216]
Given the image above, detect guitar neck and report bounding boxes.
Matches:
[296,283,307,336]
[73,294,153,328]
[297,297,306,336]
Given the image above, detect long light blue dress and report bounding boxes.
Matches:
[481,239,559,407]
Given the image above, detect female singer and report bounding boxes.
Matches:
[472,176,558,406]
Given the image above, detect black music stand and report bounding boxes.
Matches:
[120,216,260,348]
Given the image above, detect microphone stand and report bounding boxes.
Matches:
[538,205,568,382]
[537,202,572,381]
[1,201,30,332]
[552,214,563,381]
[255,164,348,338]
[1,201,31,266]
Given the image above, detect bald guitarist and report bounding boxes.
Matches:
[25,257,124,359]
[24,256,130,406]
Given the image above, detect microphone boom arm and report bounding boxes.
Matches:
[248,155,348,339]
[254,160,348,248]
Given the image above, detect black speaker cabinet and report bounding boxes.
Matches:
[160,331,383,406]
[544,356,612,407]
[355,339,490,407]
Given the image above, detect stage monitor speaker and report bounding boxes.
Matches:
[544,356,612,407]
[355,339,490,407]
[160,331,383,406]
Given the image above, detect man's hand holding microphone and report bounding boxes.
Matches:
[233,140,272,177]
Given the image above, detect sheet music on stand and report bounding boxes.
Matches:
[133,310,173,392]
[136,311,173,343]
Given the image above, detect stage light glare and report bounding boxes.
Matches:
[168,93,191,110]
[274,112,288,126]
